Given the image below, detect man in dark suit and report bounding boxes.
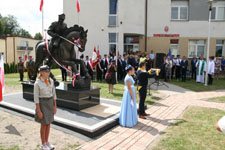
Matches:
[60,66,67,81]
[181,56,188,82]
[191,56,197,80]
[122,54,128,78]
[96,55,104,81]
[117,55,123,81]
[86,58,93,80]
[103,54,109,79]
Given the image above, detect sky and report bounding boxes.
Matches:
[0,0,63,36]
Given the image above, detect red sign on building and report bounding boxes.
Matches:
[153,34,180,37]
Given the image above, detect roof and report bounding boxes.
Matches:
[4,35,40,41]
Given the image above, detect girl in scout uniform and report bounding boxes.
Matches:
[34,65,57,150]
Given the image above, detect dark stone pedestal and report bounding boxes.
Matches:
[22,82,100,111]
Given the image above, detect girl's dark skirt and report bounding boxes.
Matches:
[35,97,54,125]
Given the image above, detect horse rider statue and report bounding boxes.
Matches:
[47,13,68,51]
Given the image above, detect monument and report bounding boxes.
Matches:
[22,14,100,110]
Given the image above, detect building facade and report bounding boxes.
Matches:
[0,36,39,63]
[63,0,225,58]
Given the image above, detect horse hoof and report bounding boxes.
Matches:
[54,81,60,87]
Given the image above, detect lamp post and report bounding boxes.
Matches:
[205,0,214,86]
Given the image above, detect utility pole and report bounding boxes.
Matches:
[144,0,148,52]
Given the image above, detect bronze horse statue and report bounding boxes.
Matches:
[31,25,90,88]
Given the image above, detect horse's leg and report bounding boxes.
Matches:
[61,60,78,76]
[31,45,45,81]
[72,59,91,79]
[46,56,58,82]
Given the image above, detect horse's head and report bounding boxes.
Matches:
[78,29,88,52]
[67,29,88,53]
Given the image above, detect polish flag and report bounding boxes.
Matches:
[77,0,80,13]
[91,47,100,68]
[0,54,5,102]
[40,0,44,12]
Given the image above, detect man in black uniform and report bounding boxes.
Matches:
[97,55,104,81]
[47,13,68,50]
[137,61,160,119]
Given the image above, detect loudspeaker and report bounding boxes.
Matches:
[156,53,166,68]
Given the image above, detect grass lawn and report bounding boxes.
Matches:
[0,145,20,150]
[4,69,62,86]
[92,81,160,105]
[5,70,161,105]
[151,106,225,150]
[170,78,225,92]
[207,96,225,103]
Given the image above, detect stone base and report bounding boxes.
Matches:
[22,82,100,111]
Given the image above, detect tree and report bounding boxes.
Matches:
[16,29,32,38]
[0,14,32,38]
[34,32,43,40]
[1,15,19,35]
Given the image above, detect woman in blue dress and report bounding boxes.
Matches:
[119,65,138,127]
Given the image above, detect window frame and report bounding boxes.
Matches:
[109,32,118,54]
[170,39,180,56]
[216,40,225,57]
[171,1,189,21]
[211,2,225,21]
[109,0,118,27]
[188,40,206,58]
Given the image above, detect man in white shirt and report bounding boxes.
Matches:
[208,56,215,85]
[196,56,206,83]
[149,50,155,68]
[175,55,182,81]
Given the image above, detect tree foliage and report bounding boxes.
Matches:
[0,13,32,38]
[34,32,43,40]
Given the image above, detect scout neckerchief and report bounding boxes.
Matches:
[41,77,50,86]
[197,60,205,75]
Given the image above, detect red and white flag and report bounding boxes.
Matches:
[0,54,5,102]
[23,48,29,68]
[40,0,44,12]
[91,47,100,68]
[77,0,80,13]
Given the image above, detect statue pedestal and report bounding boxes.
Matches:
[22,82,100,111]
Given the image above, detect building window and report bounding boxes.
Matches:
[171,1,188,20]
[109,0,118,26]
[170,39,179,56]
[216,40,225,57]
[124,36,140,53]
[212,1,225,20]
[109,33,118,54]
[188,40,206,58]
[20,41,28,47]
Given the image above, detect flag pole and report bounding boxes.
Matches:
[42,5,44,39]
[115,0,119,83]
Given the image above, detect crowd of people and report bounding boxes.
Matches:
[80,51,225,88]
[162,55,225,85]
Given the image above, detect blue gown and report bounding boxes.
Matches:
[119,75,138,127]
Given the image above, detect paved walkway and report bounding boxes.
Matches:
[79,90,225,150]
